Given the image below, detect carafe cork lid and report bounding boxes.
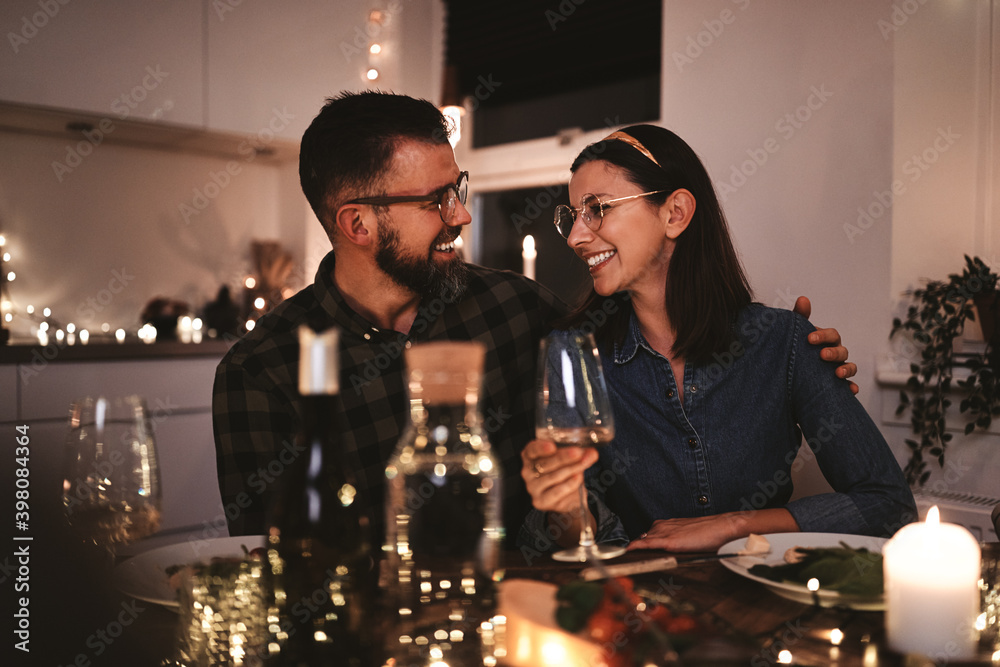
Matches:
[405,341,485,404]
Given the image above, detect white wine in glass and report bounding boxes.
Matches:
[62,395,162,556]
[536,330,624,562]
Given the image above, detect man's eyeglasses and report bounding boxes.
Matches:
[347,171,469,223]
[553,190,667,239]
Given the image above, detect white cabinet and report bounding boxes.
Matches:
[0,0,204,126]
[0,350,226,534]
[0,0,442,137]
[205,0,368,139]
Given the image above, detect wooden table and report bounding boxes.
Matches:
[23,530,999,667]
[499,545,1000,667]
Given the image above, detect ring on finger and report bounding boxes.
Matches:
[532,461,544,478]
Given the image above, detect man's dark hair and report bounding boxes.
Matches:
[299,91,452,236]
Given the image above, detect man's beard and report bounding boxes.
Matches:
[374,218,469,301]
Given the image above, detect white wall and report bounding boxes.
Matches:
[463,0,999,501]
[0,0,443,339]
[657,0,893,420]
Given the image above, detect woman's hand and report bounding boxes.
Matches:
[520,439,599,514]
[627,508,799,552]
[626,515,744,553]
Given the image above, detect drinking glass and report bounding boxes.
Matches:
[536,330,624,562]
[62,395,162,556]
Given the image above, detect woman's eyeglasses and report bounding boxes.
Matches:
[348,171,469,223]
[553,190,667,239]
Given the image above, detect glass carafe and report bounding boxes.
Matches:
[384,341,504,666]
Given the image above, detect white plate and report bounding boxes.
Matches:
[113,535,267,608]
[717,532,887,610]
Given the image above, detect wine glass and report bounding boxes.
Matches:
[62,395,162,556]
[536,330,625,562]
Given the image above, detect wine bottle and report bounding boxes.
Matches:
[384,341,504,666]
[265,326,378,667]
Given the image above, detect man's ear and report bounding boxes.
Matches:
[334,204,373,247]
[663,188,695,240]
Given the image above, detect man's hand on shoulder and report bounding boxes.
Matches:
[793,296,859,395]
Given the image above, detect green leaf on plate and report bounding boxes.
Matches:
[747,543,883,597]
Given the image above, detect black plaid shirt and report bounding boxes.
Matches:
[213,251,566,546]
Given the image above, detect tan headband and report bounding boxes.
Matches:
[603,131,661,168]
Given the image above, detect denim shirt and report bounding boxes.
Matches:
[518,303,916,554]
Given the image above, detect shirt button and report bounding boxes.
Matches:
[697,495,709,505]
[687,437,697,449]
[666,389,675,398]
[689,385,698,393]
[363,333,371,340]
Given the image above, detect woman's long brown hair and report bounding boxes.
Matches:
[557,125,753,363]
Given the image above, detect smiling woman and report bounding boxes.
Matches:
[518,125,917,556]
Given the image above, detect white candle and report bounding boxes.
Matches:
[178,315,193,343]
[884,506,981,660]
[522,235,536,281]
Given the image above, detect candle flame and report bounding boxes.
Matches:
[926,505,940,526]
[523,235,535,253]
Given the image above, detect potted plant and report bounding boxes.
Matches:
[890,255,1000,486]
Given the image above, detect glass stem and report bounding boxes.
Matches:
[577,483,595,549]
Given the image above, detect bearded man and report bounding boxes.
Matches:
[212,91,855,547]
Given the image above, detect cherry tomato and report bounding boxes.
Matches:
[662,614,698,635]
[586,608,627,645]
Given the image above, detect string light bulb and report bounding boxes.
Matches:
[366,68,380,81]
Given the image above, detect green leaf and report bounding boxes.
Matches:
[748,547,883,596]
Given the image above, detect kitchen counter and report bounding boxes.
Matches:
[0,338,233,363]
